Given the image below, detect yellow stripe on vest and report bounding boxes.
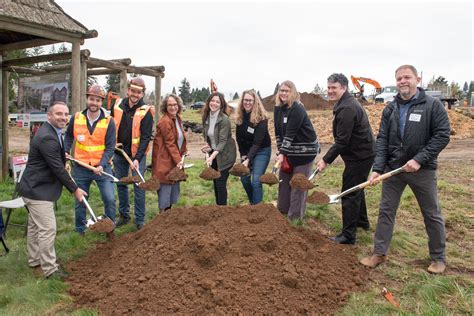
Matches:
[76,142,106,152]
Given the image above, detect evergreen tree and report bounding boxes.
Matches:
[257,90,262,99]
[172,87,177,94]
[178,78,192,104]
[105,74,121,93]
[463,81,469,93]
[4,49,28,107]
[233,92,239,100]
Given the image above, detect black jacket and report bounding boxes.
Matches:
[323,91,375,163]
[236,112,271,161]
[111,98,154,161]
[19,122,78,202]
[274,101,319,166]
[373,88,451,173]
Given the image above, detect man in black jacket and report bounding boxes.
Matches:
[360,65,450,274]
[317,73,375,244]
[18,102,87,279]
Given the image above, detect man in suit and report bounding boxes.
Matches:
[18,101,87,279]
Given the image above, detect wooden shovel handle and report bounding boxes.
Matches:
[67,157,99,173]
[116,146,136,170]
[337,167,405,199]
[272,160,281,173]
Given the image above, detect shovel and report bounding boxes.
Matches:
[66,156,119,182]
[290,168,320,191]
[260,160,281,185]
[67,170,115,233]
[199,152,221,180]
[115,144,146,183]
[311,167,405,204]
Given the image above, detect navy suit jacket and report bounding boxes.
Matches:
[19,122,78,202]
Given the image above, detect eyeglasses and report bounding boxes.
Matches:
[243,99,254,103]
[279,89,290,93]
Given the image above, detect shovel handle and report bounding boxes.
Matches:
[82,198,98,222]
[115,146,145,183]
[308,168,320,181]
[67,157,99,173]
[271,160,281,174]
[336,167,405,199]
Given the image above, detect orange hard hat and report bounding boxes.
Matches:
[129,77,146,91]
[86,84,106,99]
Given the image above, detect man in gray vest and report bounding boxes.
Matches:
[360,65,451,274]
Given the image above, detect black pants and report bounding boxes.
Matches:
[211,160,231,206]
[341,156,374,240]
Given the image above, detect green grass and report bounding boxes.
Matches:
[0,160,472,315]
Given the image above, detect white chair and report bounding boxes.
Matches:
[0,168,28,238]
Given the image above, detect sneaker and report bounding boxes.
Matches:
[46,269,68,280]
[329,234,355,245]
[116,216,130,227]
[360,254,386,268]
[427,261,446,274]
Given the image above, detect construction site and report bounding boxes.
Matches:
[1,1,473,315]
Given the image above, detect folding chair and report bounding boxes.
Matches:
[0,168,28,238]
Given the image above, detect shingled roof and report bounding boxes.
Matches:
[0,0,88,34]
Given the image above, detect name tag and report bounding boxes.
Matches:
[409,113,421,122]
[77,134,85,142]
[283,117,288,124]
[247,126,255,134]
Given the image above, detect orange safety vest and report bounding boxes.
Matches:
[73,111,111,166]
[113,99,155,157]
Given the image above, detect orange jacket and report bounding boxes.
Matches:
[73,112,111,166]
[113,99,155,157]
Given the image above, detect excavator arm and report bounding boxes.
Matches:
[351,76,383,94]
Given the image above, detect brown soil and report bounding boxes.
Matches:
[260,173,279,185]
[167,167,187,182]
[67,204,368,315]
[229,163,250,176]
[199,167,221,180]
[262,92,332,111]
[89,218,115,233]
[119,175,141,184]
[138,178,161,191]
[290,173,315,191]
[307,191,330,204]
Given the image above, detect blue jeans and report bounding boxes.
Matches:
[114,153,146,226]
[72,164,116,233]
[241,146,271,204]
[0,211,4,235]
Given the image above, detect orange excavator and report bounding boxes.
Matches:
[350,76,383,101]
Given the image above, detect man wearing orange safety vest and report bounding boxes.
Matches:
[64,84,116,237]
[111,77,154,230]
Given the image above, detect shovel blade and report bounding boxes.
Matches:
[329,195,339,204]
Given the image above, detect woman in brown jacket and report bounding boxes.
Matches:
[152,94,187,213]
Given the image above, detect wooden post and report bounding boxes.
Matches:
[154,75,162,123]
[1,62,9,179]
[71,41,81,114]
[80,58,87,111]
[0,53,3,180]
[120,70,128,97]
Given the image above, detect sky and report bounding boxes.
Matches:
[57,0,473,99]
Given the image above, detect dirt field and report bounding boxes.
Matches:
[67,204,371,314]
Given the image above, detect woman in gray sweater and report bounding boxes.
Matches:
[201,92,237,205]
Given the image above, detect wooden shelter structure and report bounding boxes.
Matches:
[0,0,164,180]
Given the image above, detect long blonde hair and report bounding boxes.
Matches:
[235,89,268,125]
[275,80,300,107]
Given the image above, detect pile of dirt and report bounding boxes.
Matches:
[268,104,474,144]
[229,163,250,176]
[67,204,368,314]
[138,178,160,191]
[260,173,279,185]
[89,218,115,233]
[167,167,187,182]
[307,191,331,204]
[262,92,332,112]
[290,173,315,191]
[199,167,221,180]
[119,175,141,184]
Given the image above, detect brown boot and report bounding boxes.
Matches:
[427,261,446,274]
[360,254,386,268]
